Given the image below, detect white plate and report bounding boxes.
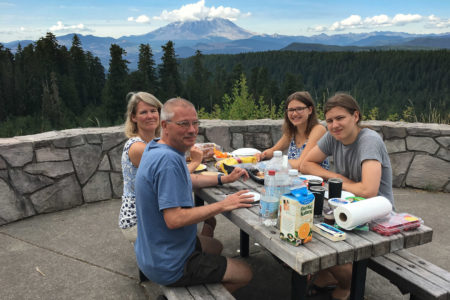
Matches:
[298,174,323,183]
[325,190,355,199]
[231,148,261,157]
[243,191,261,202]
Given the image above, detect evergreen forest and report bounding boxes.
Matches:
[0,32,449,138]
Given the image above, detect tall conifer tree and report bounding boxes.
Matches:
[102,44,129,123]
[158,41,182,100]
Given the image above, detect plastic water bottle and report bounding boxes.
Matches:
[260,170,278,226]
[264,150,283,177]
[288,169,306,192]
[275,155,290,196]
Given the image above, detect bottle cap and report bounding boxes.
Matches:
[288,169,299,176]
[268,170,276,176]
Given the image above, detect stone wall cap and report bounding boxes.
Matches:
[0,137,23,145]
[361,120,449,130]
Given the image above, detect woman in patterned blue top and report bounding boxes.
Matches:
[119,92,204,243]
[258,91,329,170]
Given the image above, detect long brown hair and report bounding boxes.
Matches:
[282,91,319,138]
[324,93,362,126]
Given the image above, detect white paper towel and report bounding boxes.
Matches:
[334,196,392,230]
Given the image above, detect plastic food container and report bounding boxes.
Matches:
[370,212,423,236]
[193,143,221,162]
[328,198,351,210]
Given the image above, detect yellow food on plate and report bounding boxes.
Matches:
[195,163,207,172]
[214,156,257,173]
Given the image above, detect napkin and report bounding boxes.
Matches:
[334,196,392,230]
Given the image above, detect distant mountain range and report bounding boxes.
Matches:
[3,18,450,69]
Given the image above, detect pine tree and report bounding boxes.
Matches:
[86,51,105,107]
[138,43,158,93]
[41,72,63,130]
[102,44,129,123]
[69,34,88,112]
[158,41,182,101]
[0,44,15,121]
[185,50,210,109]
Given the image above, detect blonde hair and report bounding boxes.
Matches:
[124,92,163,138]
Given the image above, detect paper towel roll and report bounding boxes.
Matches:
[334,196,392,230]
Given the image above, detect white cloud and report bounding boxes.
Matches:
[49,21,92,33]
[364,14,390,26]
[153,0,251,22]
[128,14,151,23]
[310,13,439,32]
[392,14,422,25]
[426,14,450,29]
[329,15,362,31]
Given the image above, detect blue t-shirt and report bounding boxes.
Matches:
[134,139,197,285]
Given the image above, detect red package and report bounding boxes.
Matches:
[370,212,423,236]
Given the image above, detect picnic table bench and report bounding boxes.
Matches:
[369,249,450,300]
[139,268,235,300]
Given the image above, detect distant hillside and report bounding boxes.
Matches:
[402,35,450,48]
[281,43,371,52]
[280,42,436,52]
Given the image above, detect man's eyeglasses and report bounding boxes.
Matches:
[286,106,309,114]
[166,120,201,128]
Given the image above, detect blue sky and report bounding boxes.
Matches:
[1,0,450,43]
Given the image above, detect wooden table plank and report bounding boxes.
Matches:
[387,232,405,252]
[354,230,391,257]
[312,233,355,265]
[302,237,338,269]
[401,224,433,248]
[339,231,372,261]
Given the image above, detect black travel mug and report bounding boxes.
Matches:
[328,178,343,199]
[310,185,326,217]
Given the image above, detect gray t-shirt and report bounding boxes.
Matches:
[318,128,394,205]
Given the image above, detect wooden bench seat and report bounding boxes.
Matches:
[160,284,235,300]
[139,270,234,300]
[368,249,450,300]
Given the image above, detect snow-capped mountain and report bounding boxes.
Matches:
[136,18,254,41]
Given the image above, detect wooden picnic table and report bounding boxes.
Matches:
[194,167,433,300]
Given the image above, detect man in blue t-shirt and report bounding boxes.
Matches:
[135,97,253,293]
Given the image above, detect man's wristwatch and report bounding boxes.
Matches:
[217,173,223,186]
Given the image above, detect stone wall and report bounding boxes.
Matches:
[0,120,449,225]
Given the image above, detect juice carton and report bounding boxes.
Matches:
[279,187,315,246]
